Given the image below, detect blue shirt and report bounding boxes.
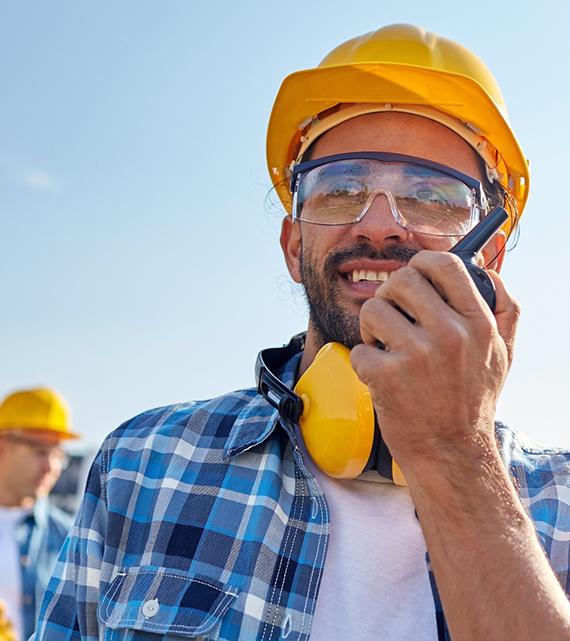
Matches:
[16,498,72,640]
[34,352,570,641]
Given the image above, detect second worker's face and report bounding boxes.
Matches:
[280,112,503,350]
[0,430,66,507]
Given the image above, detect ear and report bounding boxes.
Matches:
[280,216,302,283]
[481,230,507,273]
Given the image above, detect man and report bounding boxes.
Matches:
[35,24,570,641]
[0,388,79,640]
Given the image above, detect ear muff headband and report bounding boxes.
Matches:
[256,336,406,483]
[295,342,375,478]
[255,334,306,423]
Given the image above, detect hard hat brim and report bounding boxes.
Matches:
[0,424,80,439]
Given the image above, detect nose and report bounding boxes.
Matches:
[350,191,409,245]
[38,453,53,476]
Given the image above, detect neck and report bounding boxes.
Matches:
[298,325,325,379]
[0,497,35,509]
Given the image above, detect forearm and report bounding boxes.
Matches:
[405,436,570,641]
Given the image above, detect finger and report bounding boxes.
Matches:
[374,262,463,334]
[359,295,418,350]
[407,251,493,320]
[350,341,395,392]
[487,270,520,368]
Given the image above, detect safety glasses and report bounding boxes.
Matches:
[290,152,489,238]
[3,433,70,469]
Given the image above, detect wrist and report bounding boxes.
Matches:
[399,432,531,533]
[388,417,499,482]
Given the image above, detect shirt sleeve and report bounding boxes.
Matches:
[34,444,109,641]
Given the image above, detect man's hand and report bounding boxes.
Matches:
[350,250,519,478]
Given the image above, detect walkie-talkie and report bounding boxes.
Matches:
[376,206,508,350]
[449,206,508,312]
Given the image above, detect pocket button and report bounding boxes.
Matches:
[142,599,159,618]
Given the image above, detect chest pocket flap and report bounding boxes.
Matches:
[98,568,239,637]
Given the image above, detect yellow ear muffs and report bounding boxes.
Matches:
[295,342,406,483]
[294,342,374,479]
[255,336,406,484]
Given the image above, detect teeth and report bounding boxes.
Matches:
[349,269,390,283]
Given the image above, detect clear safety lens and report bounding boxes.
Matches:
[4,433,70,469]
[292,157,486,237]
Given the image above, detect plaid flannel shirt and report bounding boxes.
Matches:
[34,350,570,641]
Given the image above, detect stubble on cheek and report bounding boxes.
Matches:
[299,243,365,350]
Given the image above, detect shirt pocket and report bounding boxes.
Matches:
[98,567,239,639]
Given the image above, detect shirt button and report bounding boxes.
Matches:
[20,555,29,566]
[22,594,32,606]
[281,613,293,638]
[310,497,319,519]
[142,599,159,618]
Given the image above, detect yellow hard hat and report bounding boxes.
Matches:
[0,387,79,439]
[267,23,529,226]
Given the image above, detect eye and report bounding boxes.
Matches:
[323,178,366,195]
[305,171,368,201]
[416,187,434,201]
[409,184,449,203]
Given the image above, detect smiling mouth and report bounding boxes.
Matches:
[345,269,391,283]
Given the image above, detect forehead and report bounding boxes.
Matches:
[308,112,484,182]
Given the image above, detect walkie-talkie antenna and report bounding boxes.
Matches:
[450,206,508,311]
[451,206,508,264]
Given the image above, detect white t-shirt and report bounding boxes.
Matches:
[0,505,30,641]
[296,431,438,641]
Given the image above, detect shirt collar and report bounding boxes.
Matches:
[223,347,302,460]
[29,497,50,528]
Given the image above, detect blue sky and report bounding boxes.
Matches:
[1,0,569,450]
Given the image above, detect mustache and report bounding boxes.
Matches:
[323,243,418,274]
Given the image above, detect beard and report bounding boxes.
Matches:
[299,241,418,350]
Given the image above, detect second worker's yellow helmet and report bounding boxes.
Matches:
[0,387,79,439]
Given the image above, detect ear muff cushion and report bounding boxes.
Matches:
[295,343,375,479]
